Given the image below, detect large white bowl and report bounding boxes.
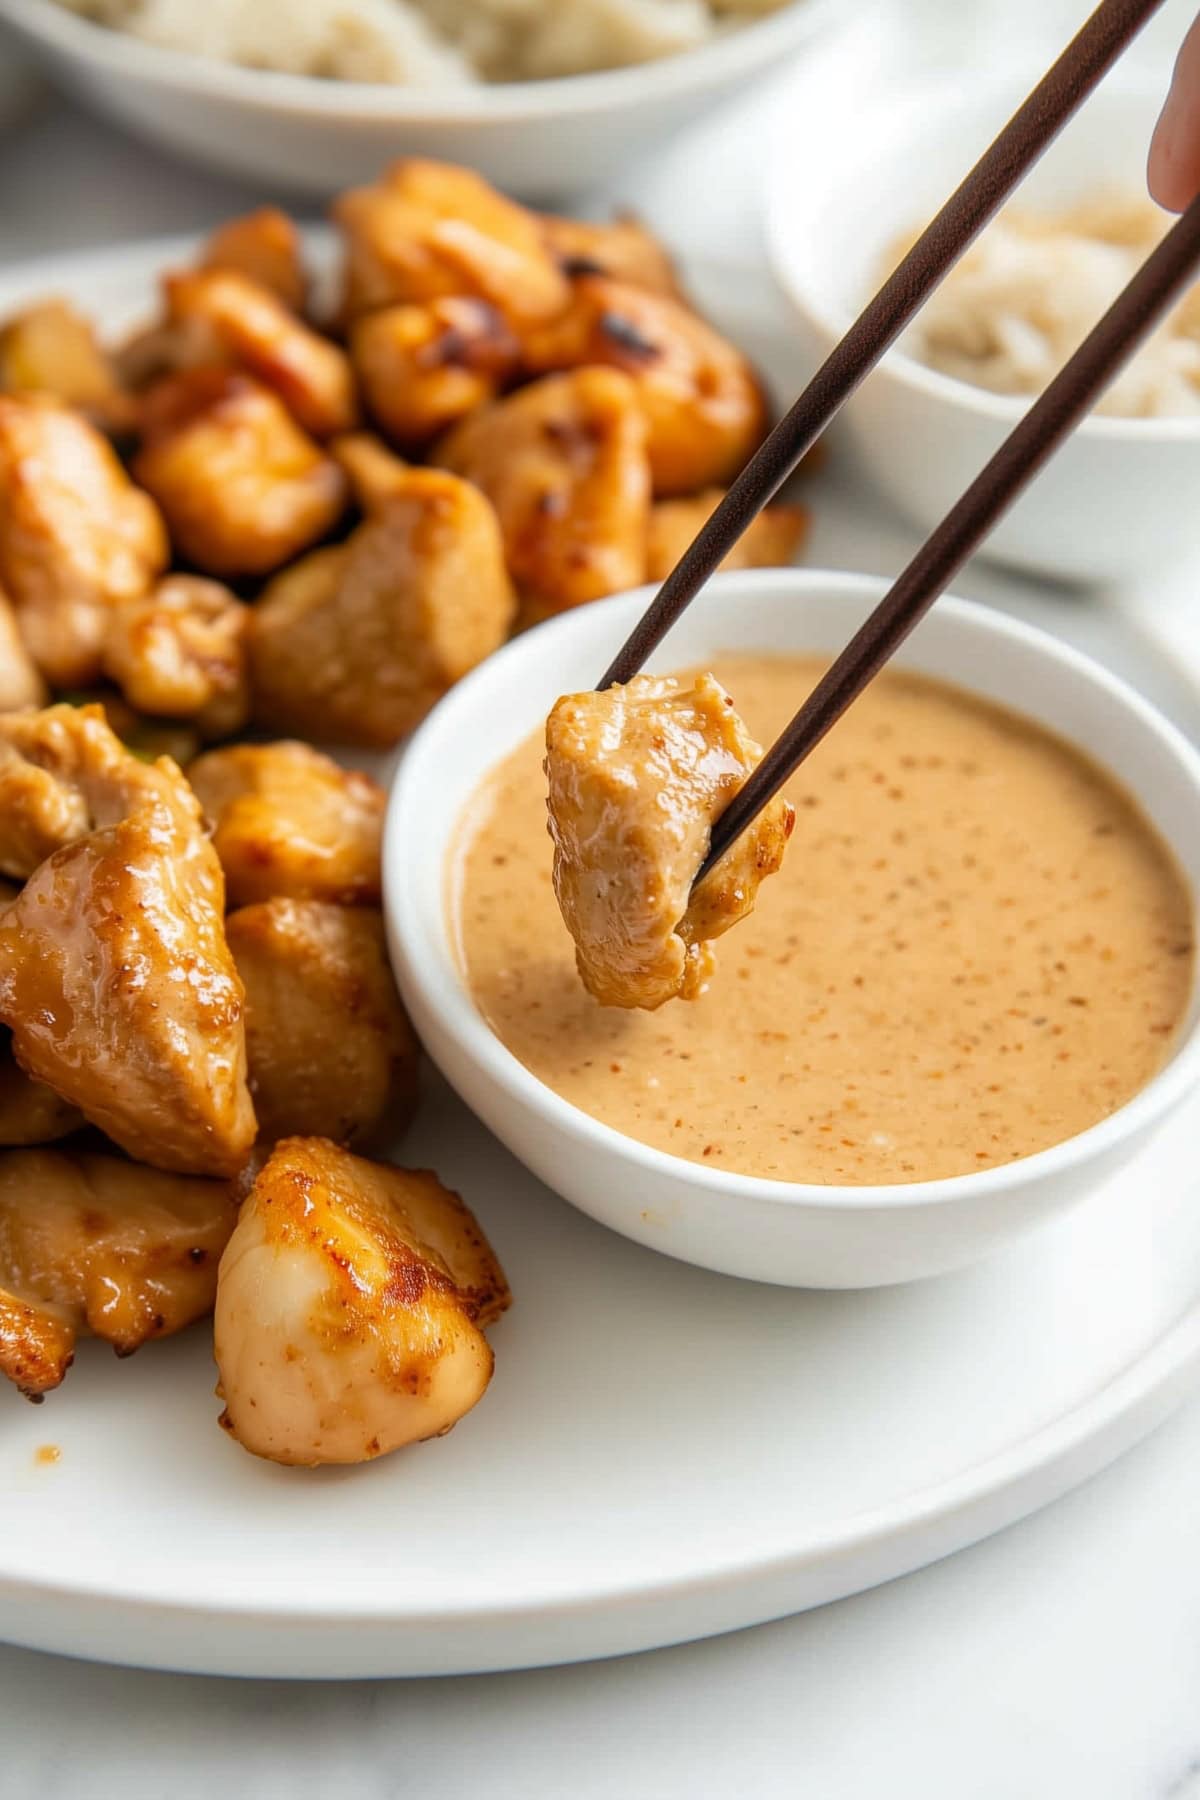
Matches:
[767,73,1200,585]
[0,0,848,200]
[385,569,1200,1289]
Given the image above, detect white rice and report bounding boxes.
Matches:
[896,193,1200,420]
[53,0,793,82]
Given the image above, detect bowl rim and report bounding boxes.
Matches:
[0,0,848,121]
[765,64,1200,446]
[384,567,1200,1215]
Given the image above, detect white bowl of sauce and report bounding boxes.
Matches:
[384,570,1200,1288]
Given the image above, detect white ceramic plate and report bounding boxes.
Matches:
[2,237,1200,1679]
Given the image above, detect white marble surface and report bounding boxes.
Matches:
[2,2,1200,1792]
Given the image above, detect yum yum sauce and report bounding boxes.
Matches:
[452,656,1194,1185]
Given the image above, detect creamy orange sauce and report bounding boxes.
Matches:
[452,656,1194,1185]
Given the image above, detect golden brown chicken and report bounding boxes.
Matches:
[546,673,794,1009]
[188,740,384,907]
[0,1037,82,1147]
[329,431,411,510]
[0,1148,237,1399]
[539,213,680,295]
[163,269,359,439]
[102,574,250,740]
[249,467,515,747]
[0,705,256,1174]
[227,900,419,1145]
[351,297,519,447]
[523,276,767,495]
[200,207,308,312]
[334,158,569,328]
[133,370,347,578]
[214,1136,509,1465]
[0,394,168,686]
[436,366,650,619]
[645,488,808,582]
[0,586,47,712]
[0,299,133,433]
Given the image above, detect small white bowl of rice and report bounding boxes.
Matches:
[0,0,849,199]
[768,70,1200,586]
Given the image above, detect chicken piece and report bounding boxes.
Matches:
[188,741,384,907]
[227,900,419,1145]
[0,395,168,686]
[540,213,680,296]
[546,673,794,1009]
[0,586,47,712]
[214,1137,510,1465]
[103,574,250,740]
[351,297,519,448]
[200,207,308,312]
[0,1148,236,1399]
[0,298,134,433]
[334,158,568,327]
[249,469,515,747]
[62,688,202,770]
[645,488,808,581]
[0,705,256,1174]
[133,370,347,578]
[329,431,411,510]
[0,1036,82,1147]
[437,367,650,619]
[163,269,359,439]
[523,276,768,495]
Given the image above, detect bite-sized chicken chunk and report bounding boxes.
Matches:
[334,159,568,327]
[0,1037,82,1147]
[227,900,419,1145]
[645,488,808,582]
[249,468,515,747]
[523,277,768,495]
[103,574,250,740]
[0,1149,236,1399]
[214,1136,510,1465]
[0,705,256,1174]
[0,298,133,432]
[329,431,411,510]
[200,207,308,312]
[351,297,519,447]
[188,741,384,907]
[437,367,650,619]
[133,370,347,578]
[539,213,680,295]
[0,586,47,712]
[163,269,359,439]
[0,395,168,686]
[546,673,794,1009]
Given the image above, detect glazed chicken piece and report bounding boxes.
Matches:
[133,370,347,578]
[334,158,569,327]
[103,574,250,740]
[523,276,768,495]
[214,1136,510,1465]
[249,467,515,747]
[0,299,133,433]
[645,488,809,581]
[329,431,411,510]
[0,1148,237,1399]
[0,705,256,1174]
[436,367,650,620]
[227,900,419,1145]
[162,269,359,439]
[539,213,680,295]
[0,395,168,686]
[188,740,384,907]
[200,207,308,312]
[0,587,47,712]
[546,673,794,1009]
[0,1036,82,1147]
[351,297,519,447]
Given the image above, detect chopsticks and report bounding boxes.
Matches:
[697,186,1200,883]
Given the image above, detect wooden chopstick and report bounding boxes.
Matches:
[597,0,1166,693]
[695,187,1200,885]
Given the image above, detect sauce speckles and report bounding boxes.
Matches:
[34,1444,61,1466]
[453,656,1194,1185]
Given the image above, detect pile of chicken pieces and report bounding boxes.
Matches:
[0,159,809,1466]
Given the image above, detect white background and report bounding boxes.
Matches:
[3,2,1200,1793]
